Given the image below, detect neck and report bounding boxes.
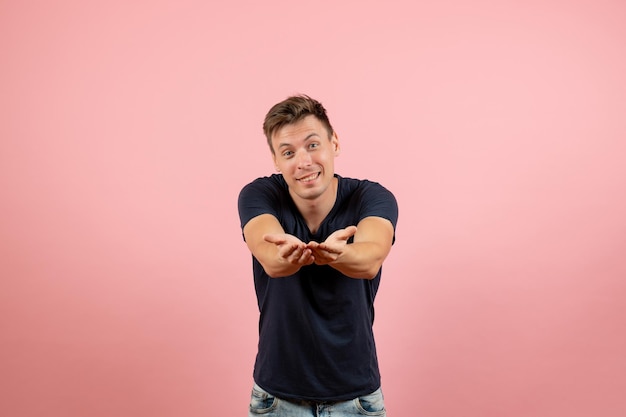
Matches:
[291,177,338,234]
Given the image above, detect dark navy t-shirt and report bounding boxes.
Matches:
[238,174,398,402]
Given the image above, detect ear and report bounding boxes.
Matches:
[332,132,341,156]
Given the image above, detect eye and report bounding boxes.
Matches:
[308,142,320,149]
[282,150,294,158]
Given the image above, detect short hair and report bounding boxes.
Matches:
[263,94,334,154]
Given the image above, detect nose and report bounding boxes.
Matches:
[296,150,312,168]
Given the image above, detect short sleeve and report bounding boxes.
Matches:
[238,175,289,235]
[357,181,399,244]
[359,182,398,230]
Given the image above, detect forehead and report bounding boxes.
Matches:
[271,115,327,145]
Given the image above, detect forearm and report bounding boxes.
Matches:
[329,241,388,279]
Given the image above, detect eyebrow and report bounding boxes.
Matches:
[277,133,320,149]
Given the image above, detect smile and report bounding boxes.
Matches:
[297,172,320,183]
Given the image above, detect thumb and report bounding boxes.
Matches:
[263,234,285,244]
[338,225,357,241]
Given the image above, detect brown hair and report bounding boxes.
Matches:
[262,94,334,154]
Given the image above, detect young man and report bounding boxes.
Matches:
[238,95,398,417]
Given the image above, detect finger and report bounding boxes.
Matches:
[326,226,356,243]
[264,234,286,245]
[282,243,301,258]
[316,244,340,254]
[299,248,313,264]
[302,251,315,265]
[340,225,357,240]
[310,246,335,261]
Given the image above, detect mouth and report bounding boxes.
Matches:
[297,172,320,183]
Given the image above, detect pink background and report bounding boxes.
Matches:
[1,1,625,416]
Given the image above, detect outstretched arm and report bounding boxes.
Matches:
[308,216,394,279]
[243,213,314,278]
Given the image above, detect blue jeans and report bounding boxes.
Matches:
[248,383,386,417]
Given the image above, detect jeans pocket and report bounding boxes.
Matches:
[249,384,278,415]
[354,388,386,416]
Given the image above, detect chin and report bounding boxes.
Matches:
[303,186,329,201]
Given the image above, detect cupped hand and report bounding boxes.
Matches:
[307,226,357,265]
[264,233,315,266]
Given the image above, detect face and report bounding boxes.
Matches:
[271,115,340,204]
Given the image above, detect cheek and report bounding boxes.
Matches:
[319,152,335,166]
[276,160,294,174]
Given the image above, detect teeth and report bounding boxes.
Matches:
[299,173,318,182]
